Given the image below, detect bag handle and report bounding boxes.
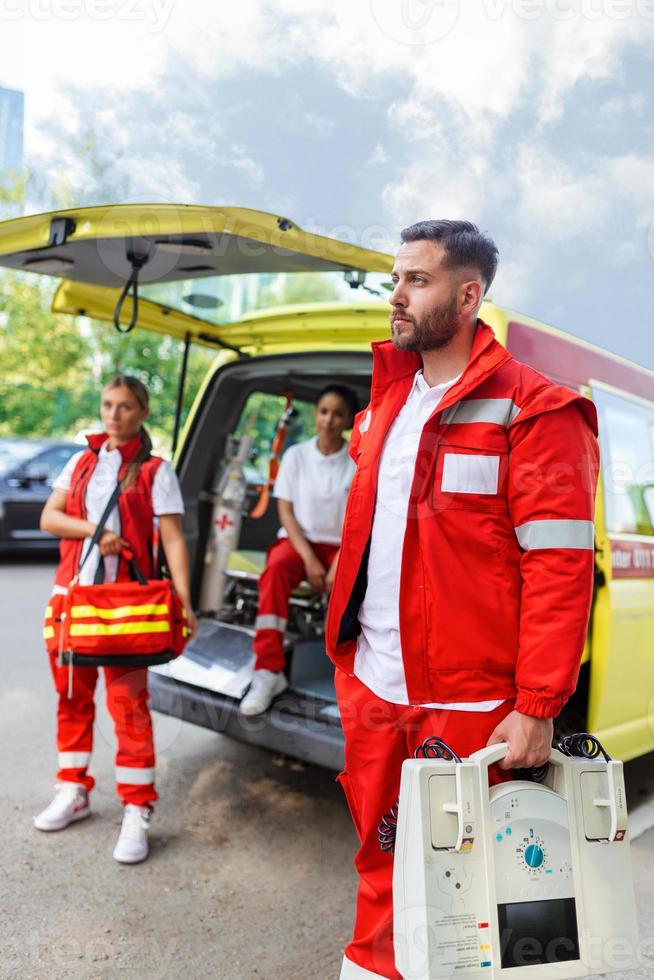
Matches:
[74,479,122,582]
[93,546,148,586]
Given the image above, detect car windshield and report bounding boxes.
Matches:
[0,440,41,476]
[139,270,392,326]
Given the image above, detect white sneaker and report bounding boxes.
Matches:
[239,669,288,716]
[33,782,90,831]
[113,804,151,864]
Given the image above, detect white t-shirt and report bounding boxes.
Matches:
[273,436,356,545]
[52,442,184,592]
[354,369,505,712]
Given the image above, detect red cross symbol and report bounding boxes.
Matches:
[215,513,235,531]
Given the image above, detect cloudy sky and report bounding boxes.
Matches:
[1,0,653,367]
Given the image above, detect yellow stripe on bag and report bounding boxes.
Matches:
[69,621,171,637]
[43,626,55,639]
[45,605,53,618]
[71,603,169,620]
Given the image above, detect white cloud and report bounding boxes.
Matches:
[368,142,390,166]
[1,0,652,329]
[222,145,265,186]
[301,111,335,138]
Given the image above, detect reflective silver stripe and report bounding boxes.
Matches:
[339,955,387,980]
[359,409,371,434]
[58,751,91,769]
[515,519,595,551]
[441,398,521,426]
[255,614,287,631]
[115,766,156,785]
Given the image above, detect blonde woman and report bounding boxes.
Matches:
[36,375,196,863]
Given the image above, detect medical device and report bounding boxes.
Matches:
[393,739,639,978]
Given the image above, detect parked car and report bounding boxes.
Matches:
[0,204,652,770]
[0,438,80,551]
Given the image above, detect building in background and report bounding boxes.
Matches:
[0,85,24,177]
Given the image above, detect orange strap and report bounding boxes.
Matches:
[249,392,294,519]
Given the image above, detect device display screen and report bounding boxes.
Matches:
[498,898,579,968]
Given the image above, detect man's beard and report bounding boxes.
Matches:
[390,295,459,352]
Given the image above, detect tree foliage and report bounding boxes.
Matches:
[0,169,213,452]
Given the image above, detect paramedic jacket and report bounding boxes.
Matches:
[325,320,600,720]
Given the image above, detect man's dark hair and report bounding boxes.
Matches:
[400,219,499,294]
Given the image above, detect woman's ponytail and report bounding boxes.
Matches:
[122,424,153,489]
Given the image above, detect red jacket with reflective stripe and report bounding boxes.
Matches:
[325,320,600,719]
[54,433,163,589]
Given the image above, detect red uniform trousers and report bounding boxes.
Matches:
[48,651,157,808]
[335,670,514,980]
[253,538,339,672]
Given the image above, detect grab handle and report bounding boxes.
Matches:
[469,743,568,771]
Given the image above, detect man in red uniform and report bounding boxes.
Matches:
[325,220,600,979]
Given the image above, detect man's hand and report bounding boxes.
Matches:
[486,710,554,770]
[304,555,327,592]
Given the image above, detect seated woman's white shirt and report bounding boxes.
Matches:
[51,444,184,593]
[273,437,355,545]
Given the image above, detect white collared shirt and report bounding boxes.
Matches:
[52,443,183,593]
[274,436,356,545]
[354,369,505,711]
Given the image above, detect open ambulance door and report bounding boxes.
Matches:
[0,203,393,452]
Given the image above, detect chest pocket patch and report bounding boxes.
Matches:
[441,453,500,495]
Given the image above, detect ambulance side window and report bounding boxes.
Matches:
[233,392,315,483]
[592,386,654,535]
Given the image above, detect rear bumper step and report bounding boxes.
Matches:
[148,671,344,771]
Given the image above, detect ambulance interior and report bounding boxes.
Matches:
[155,350,373,746]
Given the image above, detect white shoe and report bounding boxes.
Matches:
[239,669,288,716]
[34,782,90,831]
[113,804,151,864]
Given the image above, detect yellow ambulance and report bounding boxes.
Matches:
[0,203,652,767]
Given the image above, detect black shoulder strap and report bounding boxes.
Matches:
[77,480,122,576]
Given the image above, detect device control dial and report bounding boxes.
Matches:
[524,844,544,869]
[516,833,548,875]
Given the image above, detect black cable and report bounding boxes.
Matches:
[414,736,462,763]
[377,804,398,854]
[377,736,460,855]
[557,732,611,762]
[114,253,148,334]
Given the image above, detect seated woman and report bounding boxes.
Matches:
[239,383,358,716]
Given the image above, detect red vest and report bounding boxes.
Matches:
[55,432,163,589]
[325,320,600,719]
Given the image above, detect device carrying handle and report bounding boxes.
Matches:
[469,742,509,769]
[469,743,569,772]
[592,760,629,842]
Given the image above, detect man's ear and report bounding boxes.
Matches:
[459,278,483,316]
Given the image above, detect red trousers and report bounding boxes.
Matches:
[253,538,339,672]
[48,650,157,807]
[335,670,514,980]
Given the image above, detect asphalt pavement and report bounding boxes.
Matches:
[1,558,653,980]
